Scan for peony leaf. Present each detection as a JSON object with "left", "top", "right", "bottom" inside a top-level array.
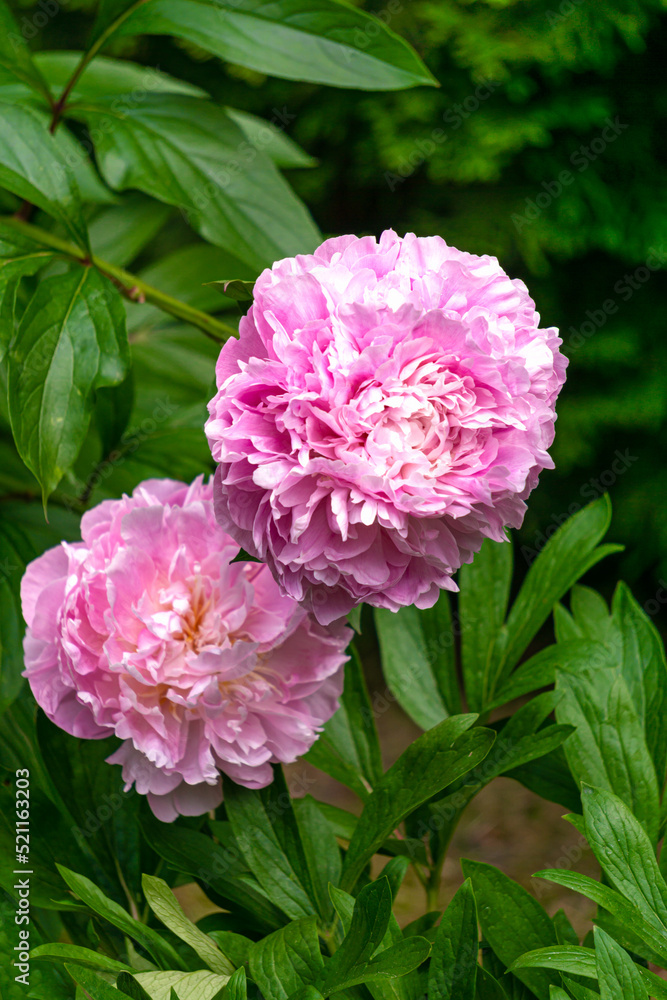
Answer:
[
  {"left": 248, "top": 916, "right": 324, "bottom": 1000},
  {"left": 0, "top": 103, "right": 89, "bottom": 251},
  {"left": 102, "top": 0, "right": 437, "bottom": 91},
  {"left": 318, "top": 878, "right": 392, "bottom": 995},
  {"left": 427, "top": 879, "right": 477, "bottom": 1000},
  {"left": 594, "top": 927, "right": 649, "bottom": 1000},
  {"left": 132, "top": 970, "right": 231, "bottom": 1000},
  {"left": 341, "top": 716, "right": 494, "bottom": 891},
  {"left": 68, "top": 96, "right": 320, "bottom": 273},
  {"left": 8, "top": 267, "right": 129, "bottom": 505},
  {"left": 461, "top": 859, "right": 558, "bottom": 1000},
  {"left": 142, "top": 875, "right": 234, "bottom": 975}
]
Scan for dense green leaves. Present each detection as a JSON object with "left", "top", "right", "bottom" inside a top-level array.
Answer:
[
  {"left": 69, "top": 96, "right": 320, "bottom": 272},
  {"left": 8, "top": 266, "right": 129, "bottom": 502},
  {"left": 142, "top": 875, "right": 234, "bottom": 975},
  {"left": 248, "top": 917, "right": 324, "bottom": 1000},
  {"left": 110, "top": 0, "right": 437, "bottom": 90},
  {"left": 595, "top": 927, "right": 649, "bottom": 1000},
  {"left": 341, "top": 715, "right": 495, "bottom": 890}
]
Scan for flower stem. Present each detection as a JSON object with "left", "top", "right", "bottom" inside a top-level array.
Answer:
[{"left": 2, "top": 216, "right": 238, "bottom": 343}]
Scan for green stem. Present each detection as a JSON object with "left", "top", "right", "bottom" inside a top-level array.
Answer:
[
  {"left": 2, "top": 216, "right": 238, "bottom": 343},
  {"left": 49, "top": 0, "right": 154, "bottom": 132}
]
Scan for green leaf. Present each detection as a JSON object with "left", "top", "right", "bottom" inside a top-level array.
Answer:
[
  {"left": 65, "top": 966, "right": 120, "bottom": 1000},
  {"left": 142, "top": 874, "right": 234, "bottom": 975},
  {"left": 459, "top": 537, "right": 513, "bottom": 712},
  {"left": 89, "top": 195, "right": 172, "bottom": 268},
  {"left": 461, "top": 859, "right": 558, "bottom": 1000},
  {"left": 205, "top": 931, "right": 253, "bottom": 970},
  {"left": 8, "top": 267, "right": 129, "bottom": 504},
  {"left": 428, "top": 879, "right": 478, "bottom": 1000},
  {"left": 341, "top": 716, "right": 494, "bottom": 891},
  {"left": 509, "top": 946, "right": 667, "bottom": 999},
  {"left": 0, "top": 221, "right": 55, "bottom": 362},
  {"left": 133, "top": 971, "right": 232, "bottom": 1000},
  {"left": 222, "top": 773, "right": 315, "bottom": 921},
  {"left": 348, "top": 938, "right": 432, "bottom": 988},
  {"left": 36, "top": 50, "right": 207, "bottom": 100},
  {"left": 534, "top": 869, "right": 667, "bottom": 964},
  {"left": 220, "top": 967, "right": 247, "bottom": 1000},
  {"left": 0, "top": 0, "right": 51, "bottom": 99},
  {"left": 581, "top": 784, "right": 667, "bottom": 928},
  {"left": 56, "top": 866, "right": 185, "bottom": 969},
  {"left": 30, "top": 944, "right": 133, "bottom": 974},
  {"left": 69, "top": 95, "right": 320, "bottom": 272},
  {"left": 375, "top": 605, "right": 449, "bottom": 730},
  {"left": 205, "top": 278, "right": 255, "bottom": 302},
  {"left": 318, "top": 877, "right": 392, "bottom": 993},
  {"left": 248, "top": 916, "right": 324, "bottom": 1000},
  {"left": 340, "top": 645, "right": 384, "bottom": 787},
  {"left": 594, "top": 927, "right": 648, "bottom": 1000},
  {"left": 116, "top": 972, "right": 154, "bottom": 999},
  {"left": 111, "top": 0, "right": 437, "bottom": 90},
  {"left": 555, "top": 648, "right": 660, "bottom": 842},
  {"left": 304, "top": 696, "right": 375, "bottom": 800},
  {"left": 140, "top": 814, "right": 284, "bottom": 932},
  {"left": 292, "top": 795, "right": 342, "bottom": 922},
  {"left": 0, "top": 103, "right": 89, "bottom": 250},
  {"left": 419, "top": 590, "right": 462, "bottom": 714},
  {"left": 225, "top": 109, "right": 316, "bottom": 169},
  {"left": 611, "top": 582, "right": 667, "bottom": 786},
  {"left": 475, "top": 966, "right": 508, "bottom": 999},
  {"left": 493, "top": 496, "right": 621, "bottom": 694}
]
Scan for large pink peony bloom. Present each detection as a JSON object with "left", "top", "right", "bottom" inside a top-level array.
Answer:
[
  {"left": 206, "top": 230, "right": 567, "bottom": 625},
  {"left": 21, "top": 477, "right": 349, "bottom": 821}
]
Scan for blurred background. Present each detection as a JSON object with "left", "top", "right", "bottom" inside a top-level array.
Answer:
[{"left": 12, "top": 0, "right": 667, "bottom": 923}]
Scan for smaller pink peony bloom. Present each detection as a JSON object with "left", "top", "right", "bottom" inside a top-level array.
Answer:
[
  {"left": 206, "top": 230, "right": 567, "bottom": 624},
  {"left": 21, "top": 477, "right": 350, "bottom": 821}
]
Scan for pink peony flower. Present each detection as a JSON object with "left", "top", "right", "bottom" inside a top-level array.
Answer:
[
  {"left": 21, "top": 477, "right": 350, "bottom": 821},
  {"left": 206, "top": 230, "right": 567, "bottom": 625}
]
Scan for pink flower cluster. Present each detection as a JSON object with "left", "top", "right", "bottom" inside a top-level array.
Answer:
[
  {"left": 21, "top": 478, "right": 349, "bottom": 821},
  {"left": 206, "top": 230, "right": 567, "bottom": 623}
]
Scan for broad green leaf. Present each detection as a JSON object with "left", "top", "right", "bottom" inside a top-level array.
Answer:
[
  {"left": 569, "top": 585, "right": 612, "bottom": 637},
  {"left": 69, "top": 95, "right": 320, "bottom": 272},
  {"left": 304, "top": 699, "right": 374, "bottom": 800},
  {"left": 249, "top": 916, "right": 324, "bottom": 1000},
  {"left": 0, "top": 0, "right": 51, "bottom": 99},
  {"left": 549, "top": 989, "right": 570, "bottom": 1000},
  {"left": 581, "top": 785, "right": 667, "bottom": 928},
  {"left": 0, "top": 221, "right": 55, "bottom": 361},
  {"left": 142, "top": 875, "right": 234, "bottom": 975},
  {"left": 556, "top": 655, "right": 660, "bottom": 842},
  {"left": 65, "top": 966, "right": 120, "bottom": 1000},
  {"left": 205, "top": 931, "right": 253, "bottom": 970},
  {"left": 509, "top": 946, "right": 667, "bottom": 999},
  {"left": 8, "top": 267, "right": 129, "bottom": 503},
  {"left": 428, "top": 879, "right": 478, "bottom": 1000},
  {"left": 534, "top": 868, "right": 667, "bottom": 964},
  {"left": 506, "top": 744, "right": 581, "bottom": 813},
  {"left": 141, "top": 815, "right": 283, "bottom": 932},
  {"left": 341, "top": 716, "right": 494, "bottom": 891},
  {"left": 36, "top": 50, "right": 207, "bottom": 99},
  {"left": 459, "top": 537, "right": 513, "bottom": 712},
  {"left": 89, "top": 195, "right": 171, "bottom": 268},
  {"left": 225, "top": 108, "right": 316, "bottom": 168},
  {"left": 205, "top": 278, "right": 255, "bottom": 302},
  {"left": 318, "top": 878, "right": 392, "bottom": 993},
  {"left": 221, "top": 967, "right": 247, "bottom": 1000},
  {"left": 133, "top": 970, "right": 231, "bottom": 1000},
  {"left": 340, "top": 645, "right": 383, "bottom": 786},
  {"left": 475, "top": 966, "right": 508, "bottom": 999},
  {"left": 461, "top": 859, "right": 558, "bottom": 1000},
  {"left": 339, "top": 938, "right": 431, "bottom": 991},
  {"left": 292, "top": 795, "right": 342, "bottom": 922},
  {"left": 0, "top": 103, "right": 89, "bottom": 250},
  {"left": 494, "top": 496, "right": 621, "bottom": 691},
  {"left": 30, "top": 944, "right": 133, "bottom": 973},
  {"left": 375, "top": 605, "right": 449, "bottom": 730},
  {"left": 111, "top": 0, "right": 437, "bottom": 90},
  {"left": 552, "top": 910, "right": 578, "bottom": 947},
  {"left": 222, "top": 773, "right": 315, "bottom": 921},
  {"left": 611, "top": 582, "right": 667, "bottom": 786},
  {"left": 594, "top": 927, "right": 648, "bottom": 1000},
  {"left": 116, "top": 972, "right": 153, "bottom": 999},
  {"left": 419, "top": 590, "right": 462, "bottom": 714},
  {"left": 56, "top": 866, "right": 185, "bottom": 969},
  {"left": 488, "top": 641, "right": 603, "bottom": 712}
]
